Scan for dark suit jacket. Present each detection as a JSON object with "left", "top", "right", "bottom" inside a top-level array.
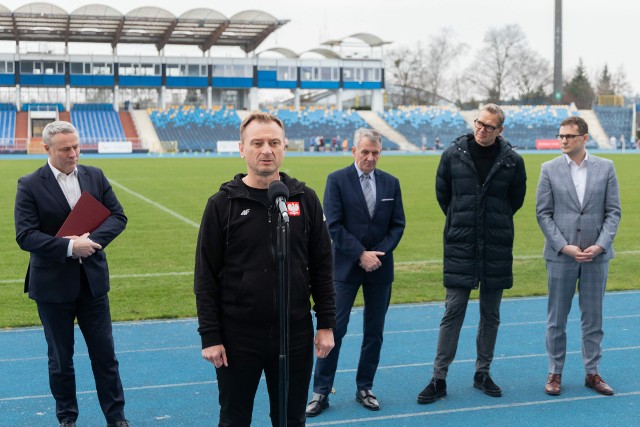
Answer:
[
  {"left": 14, "top": 163, "right": 127, "bottom": 303},
  {"left": 323, "top": 164, "right": 405, "bottom": 284}
]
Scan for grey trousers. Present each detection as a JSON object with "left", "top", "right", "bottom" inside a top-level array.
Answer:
[
  {"left": 433, "top": 287, "right": 503, "bottom": 380},
  {"left": 546, "top": 260, "right": 608, "bottom": 375}
]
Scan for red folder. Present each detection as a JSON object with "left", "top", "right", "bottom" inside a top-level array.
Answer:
[{"left": 56, "top": 191, "right": 111, "bottom": 237}]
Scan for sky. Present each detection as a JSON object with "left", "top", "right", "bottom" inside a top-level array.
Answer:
[{"left": 1, "top": 0, "right": 639, "bottom": 96}]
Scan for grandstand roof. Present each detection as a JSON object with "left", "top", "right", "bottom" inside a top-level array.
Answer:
[
  {"left": 321, "top": 33, "right": 391, "bottom": 48},
  {"left": 0, "top": 2, "right": 289, "bottom": 53}
]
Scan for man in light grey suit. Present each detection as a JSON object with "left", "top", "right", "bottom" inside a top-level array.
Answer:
[{"left": 536, "top": 116, "right": 621, "bottom": 397}]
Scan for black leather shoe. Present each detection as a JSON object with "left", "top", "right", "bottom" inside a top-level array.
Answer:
[
  {"left": 305, "top": 393, "right": 329, "bottom": 417},
  {"left": 60, "top": 422, "right": 76, "bottom": 427},
  {"left": 107, "top": 420, "right": 131, "bottom": 427},
  {"left": 417, "top": 378, "right": 447, "bottom": 404},
  {"left": 355, "top": 389, "right": 380, "bottom": 411},
  {"left": 473, "top": 372, "right": 502, "bottom": 397}
]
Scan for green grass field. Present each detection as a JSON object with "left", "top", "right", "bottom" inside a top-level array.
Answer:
[{"left": 2, "top": 153, "right": 639, "bottom": 328}]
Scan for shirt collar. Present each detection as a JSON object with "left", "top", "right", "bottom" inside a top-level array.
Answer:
[
  {"left": 564, "top": 150, "right": 589, "bottom": 167},
  {"left": 48, "top": 159, "right": 77, "bottom": 179},
  {"left": 354, "top": 162, "right": 374, "bottom": 178}
]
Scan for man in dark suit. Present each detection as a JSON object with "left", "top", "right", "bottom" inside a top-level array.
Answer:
[
  {"left": 536, "top": 116, "right": 621, "bottom": 396},
  {"left": 306, "top": 128, "right": 405, "bottom": 416},
  {"left": 14, "top": 121, "right": 129, "bottom": 427}
]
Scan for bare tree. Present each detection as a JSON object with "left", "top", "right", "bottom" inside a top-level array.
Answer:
[
  {"left": 385, "top": 43, "right": 426, "bottom": 106},
  {"left": 611, "top": 65, "right": 632, "bottom": 96},
  {"left": 385, "top": 28, "right": 465, "bottom": 107},
  {"left": 465, "top": 24, "right": 539, "bottom": 103},
  {"left": 423, "top": 28, "right": 467, "bottom": 104},
  {"left": 513, "top": 49, "right": 552, "bottom": 103}
]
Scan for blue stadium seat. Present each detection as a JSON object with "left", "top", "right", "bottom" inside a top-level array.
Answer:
[
  {"left": 149, "top": 106, "right": 241, "bottom": 152},
  {"left": 594, "top": 106, "right": 634, "bottom": 149},
  {"left": 0, "top": 103, "right": 16, "bottom": 146},
  {"left": 380, "top": 106, "right": 469, "bottom": 149},
  {"left": 71, "top": 104, "right": 126, "bottom": 144},
  {"left": 501, "top": 105, "right": 579, "bottom": 149},
  {"left": 268, "top": 106, "right": 399, "bottom": 150}
]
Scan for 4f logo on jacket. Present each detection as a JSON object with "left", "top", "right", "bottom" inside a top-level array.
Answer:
[
  {"left": 287, "top": 202, "right": 301, "bottom": 216},
  {"left": 240, "top": 209, "right": 250, "bottom": 216}
]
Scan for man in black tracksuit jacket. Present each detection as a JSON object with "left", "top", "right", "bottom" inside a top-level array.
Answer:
[{"left": 195, "top": 112, "right": 336, "bottom": 427}]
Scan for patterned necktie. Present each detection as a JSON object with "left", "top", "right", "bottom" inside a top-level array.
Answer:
[{"left": 361, "top": 173, "right": 375, "bottom": 217}]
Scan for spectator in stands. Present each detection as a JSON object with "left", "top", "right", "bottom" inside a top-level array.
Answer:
[
  {"left": 536, "top": 116, "right": 621, "bottom": 397},
  {"left": 195, "top": 112, "right": 335, "bottom": 426},
  {"left": 417, "top": 104, "right": 527, "bottom": 405},
  {"left": 435, "top": 136, "right": 442, "bottom": 150},
  {"left": 609, "top": 135, "right": 617, "bottom": 149},
  {"left": 331, "top": 136, "right": 338, "bottom": 152},
  {"left": 310, "top": 137, "right": 316, "bottom": 152},
  {"left": 14, "top": 121, "right": 130, "bottom": 427},
  {"left": 619, "top": 134, "right": 626, "bottom": 149},
  {"left": 342, "top": 138, "right": 349, "bottom": 152},
  {"left": 306, "top": 128, "right": 405, "bottom": 417}
]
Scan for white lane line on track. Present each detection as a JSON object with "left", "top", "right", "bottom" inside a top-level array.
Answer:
[
  {"left": 306, "top": 391, "right": 640, "bottom": 426},
  {"left": 109, "top": 178, "right": 200, "bottom": 228}
]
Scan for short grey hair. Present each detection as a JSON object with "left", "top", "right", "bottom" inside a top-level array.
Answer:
[
  {"left": 353, "top": 128, "right": 382, "bottom": 148},
  {"left": 43, "top": 121, "right": 78, "bottom": 146},
  {"left": 479, "top": 103, "right": 505, "bottom": 127}
]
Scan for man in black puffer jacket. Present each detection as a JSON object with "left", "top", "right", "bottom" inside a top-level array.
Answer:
[{"left": 418, "top": 103, "right": 527, "bottom": 404}]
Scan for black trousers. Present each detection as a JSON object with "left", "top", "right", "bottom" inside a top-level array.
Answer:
[
  {"left": 36, "top": 268, "right": 125, "bottom": 424},
  {"left": 216, "top": 322, "right": 314, "bottom": 427}
]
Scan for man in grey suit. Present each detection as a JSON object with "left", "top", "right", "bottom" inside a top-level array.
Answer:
[{"left": 536, "top": 116, "right": 621, "bottom": 396}]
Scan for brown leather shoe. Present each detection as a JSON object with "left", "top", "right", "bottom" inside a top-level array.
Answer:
[
  {"left": 545, "top": 373, "right": 562, "bottom": 395},
  {"left": 585, "top": 373, "right": 614, "bottom": 395}
]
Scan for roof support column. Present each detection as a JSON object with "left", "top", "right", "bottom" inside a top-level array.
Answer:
[
  {"left": 371, "top": 89, "right": 384, "bottom": 113},
  {"left": 294, "top": 88, "right": 300, "bottom": 111},
  {"left": 113, "top": 85, "right": 119, "bottom": 111},
  {"left": 336, "top": 88, "right": 343, "bottom": 111},
  {"left": 159, "top": 86, "right": 166, "bottom": 109},
  {"left": 65, "top": 85, "right": 70, "bottom": 112},
  {"left": 248, "top": 87, "right": 259, "bottom": 111},
  {"left": 207, "top": 86, "right": 212, "bottom": 109}
]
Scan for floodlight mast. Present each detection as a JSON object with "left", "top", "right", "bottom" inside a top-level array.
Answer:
[{"left": 553, "top": 0, "right": 563, "bottom": 103}]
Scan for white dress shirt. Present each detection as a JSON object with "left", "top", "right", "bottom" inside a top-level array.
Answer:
[
  {"left": 48, "top": 160, "right": 81, "bottom": 257},
  {"left": 565, "top": 151, "right": 589, "bottom": 207}
]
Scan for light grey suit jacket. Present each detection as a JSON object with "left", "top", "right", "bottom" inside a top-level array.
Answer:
[{"left": 536, "top": 154, "right": 621, "bottom": 262}]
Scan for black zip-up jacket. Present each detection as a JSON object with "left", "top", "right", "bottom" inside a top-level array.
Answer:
[
  {"left": 194, "top": 172, "right": 335, "bottom": 349},
  {"left": 436, "top": 134, "right": 527, "bottom": 290}
]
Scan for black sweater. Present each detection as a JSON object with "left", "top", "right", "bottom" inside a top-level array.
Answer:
[{"left": 194, "top": 172, "right": 336, "bottom": 348}]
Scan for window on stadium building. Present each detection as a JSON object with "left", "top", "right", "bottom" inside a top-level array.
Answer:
[
  {"left": 119, "top": 63, "right": 160, "bottom": 76},
  {"left": 167, "top": 64, "right": 206, "bottom": 77},
  {"left": 300, "top": 66, "right": 338, "bottom": 81},
  {"left": 0, "top": 61, "right": 14, "bottom": 74},
  {"left": 70, "top": 62, "right": 113, "bottom": 75},
  {"left": 21, "top": 60, "right": 65, "bottom": 75},
  {"left": 213, "top": 64, "right": 252, "bottom": 78},
  {"left": 277, "top": 66, "right": 296, "bottom": 81}
]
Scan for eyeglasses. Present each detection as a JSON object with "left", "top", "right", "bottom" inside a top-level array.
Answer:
[
  {"left": 474, "top": 119, "right": 499, "bottom": 133},
  {"left": 556, "top": 134, "right": 585, "bottom": 141}
]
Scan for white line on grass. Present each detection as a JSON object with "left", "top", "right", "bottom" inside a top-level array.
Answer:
[
  {"left": 109, "top": 179, "right": 200, "bottom": 228},
  {"left": 3, "top": 249, "right": 640, "bottom": 285},
  {"left": 6, "top": 245, "right": 640, "bottom": 285},
  {"left": 305, "top": 391, "right": 640, "bottom": 426}
]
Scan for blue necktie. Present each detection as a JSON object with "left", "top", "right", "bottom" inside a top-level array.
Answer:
[{"left": 361, "top": 173, "right": 375, "bottom": 217}]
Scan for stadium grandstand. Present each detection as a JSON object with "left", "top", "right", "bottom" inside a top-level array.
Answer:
[{"left": 0, "top": 2, "right": 635, "bottom": 154}]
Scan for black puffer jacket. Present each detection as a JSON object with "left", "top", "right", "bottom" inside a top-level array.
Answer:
[
  {"left": 194, "top": 172, "right": 335, "bottom": 348},
  {"left": 435, "top": 134, "right": 527, "bottom": 290}
]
